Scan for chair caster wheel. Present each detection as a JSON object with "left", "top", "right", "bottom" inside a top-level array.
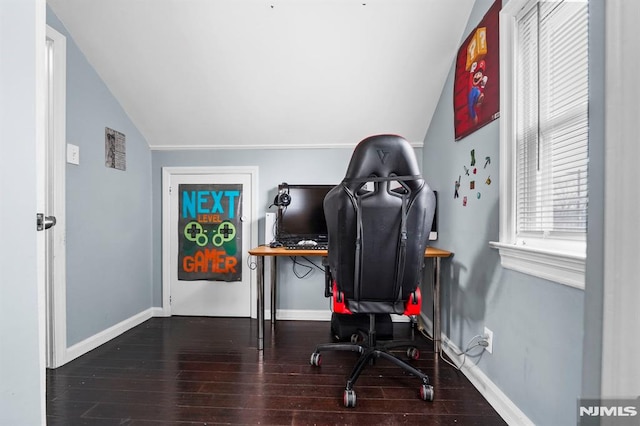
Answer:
[
  {"left": 350, "top": 332, "right": 365, "bottom": 343},
  {"left": 343, "top": 389, "right": 357, "bottom": 408},
  {"left": 407, "top": 347, "right": 420, "bottom": 360},
  {"left": 310, "top": 352, "right": 321, "bottom": 367},
  {"left": 420, "top": 384, "right": 434, "bottom": 401}
]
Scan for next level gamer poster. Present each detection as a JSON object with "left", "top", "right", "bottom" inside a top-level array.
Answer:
[{"left": 178, "top": 184, "right": 242, "bottom": 281}]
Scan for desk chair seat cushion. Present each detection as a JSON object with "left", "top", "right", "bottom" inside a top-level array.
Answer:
[{"left": 331, "top": 281, "right": 422, "bottom": 316}]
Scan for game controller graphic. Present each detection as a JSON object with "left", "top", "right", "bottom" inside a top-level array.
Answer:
[{"left": 183, "top": 220, "right": 237, "bottom": 247}]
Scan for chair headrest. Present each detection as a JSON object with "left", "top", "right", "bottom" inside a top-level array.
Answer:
[{"left": 343, "top": 134, "right": 423, "bottom": 190}]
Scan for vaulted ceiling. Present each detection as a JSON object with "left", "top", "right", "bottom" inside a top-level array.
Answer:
[{"left": 47, "top": 0, "right": 474, "bottom": 149}]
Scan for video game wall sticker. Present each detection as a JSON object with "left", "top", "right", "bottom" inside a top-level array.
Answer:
[
  {"left": 454, "top": 149, "right": 493, "bottom": 207},
  {"left": 178, "top": 184, "right": 243, "bottom": 281}
]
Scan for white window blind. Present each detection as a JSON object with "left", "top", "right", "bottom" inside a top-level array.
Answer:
[{"left": 515, "top": 0, "right": 589, "bottom": 241}]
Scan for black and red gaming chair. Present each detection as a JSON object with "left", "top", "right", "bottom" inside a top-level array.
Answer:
[{"left": 309, "top": 134, "right": 436, "bottom": 408}]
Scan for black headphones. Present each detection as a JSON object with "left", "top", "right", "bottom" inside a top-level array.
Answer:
[{"left": 273, "top": 182, "right": 291, "bottom": 207}]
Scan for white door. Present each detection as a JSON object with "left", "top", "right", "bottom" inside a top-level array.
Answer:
[
  {"left": 163, "top": 167, "right": 257, "bottom": 317},
  {"left": 43, "top": 26, "right": 67, "bottom": 368}
]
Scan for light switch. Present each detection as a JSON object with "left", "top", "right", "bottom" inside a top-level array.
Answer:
[{"left": 67, "top": 144, "right": 80, "bottom": 165}]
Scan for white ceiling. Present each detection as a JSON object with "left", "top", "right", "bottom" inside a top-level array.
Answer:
[{"left": 47, "top": 0, "right": 474, "bottom": 150}]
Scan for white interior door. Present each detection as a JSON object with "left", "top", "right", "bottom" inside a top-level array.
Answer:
[
  {"left": 163, "top": 167, "right": 257, "bottom": 317},
  {"left": 44, "top": 26, "right": 67, "bottom": 368}
]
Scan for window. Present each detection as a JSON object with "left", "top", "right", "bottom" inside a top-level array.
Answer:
[{"left": 491, "top": 0, "right": 589, "bottom": 289}]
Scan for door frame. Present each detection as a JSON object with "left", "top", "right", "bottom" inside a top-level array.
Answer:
[
  {"left": 161, "top": 166, "right": 259, "bottom": 318},
  {"left": 45, "top": 25, "right": 67, "bottom": 369}
]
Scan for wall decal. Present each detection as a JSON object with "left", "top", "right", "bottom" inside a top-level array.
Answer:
[{"left": 454, "top": 148, "right": 494, "bottom": 207}]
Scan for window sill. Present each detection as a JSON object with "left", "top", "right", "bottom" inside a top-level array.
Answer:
[{"left": 489, "top": 241, "right": 585, "bottom": 290}]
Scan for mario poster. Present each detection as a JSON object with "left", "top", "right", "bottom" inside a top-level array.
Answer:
[{"left": 454, "top": 0, "right": 500, "bottom": 141}]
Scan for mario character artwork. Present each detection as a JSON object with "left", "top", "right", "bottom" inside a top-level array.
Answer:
[
  {"left": 453, "top": 0, "right": 500, "bottom": 141},
  {"left": 468, "top": 60, "right": 488, "bottom": 125}
]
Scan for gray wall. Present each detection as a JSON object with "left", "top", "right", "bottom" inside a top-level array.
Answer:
[
  {"left": 48, "top": 8, "right": 154, "bottom": 346},
  {"left": 0, "top": 1, "right": 45, "bottom": 424},
  {"left": 421, "top": 0, "right": 595, "bottom": 424},
  {"left": 151, "top": 148, "right": 423, "bottom": 310}
]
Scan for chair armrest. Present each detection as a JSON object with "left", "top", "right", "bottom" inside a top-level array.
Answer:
[
  {"left": 403, "top": 287, "right": 422, "bottom": 316},
  {"left": 323, "top": 258, "right": 332, "bottom": 298}
]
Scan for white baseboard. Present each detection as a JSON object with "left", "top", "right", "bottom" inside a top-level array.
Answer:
[
  {"left": 64, "top": 307, "right": 159, "bottom": 365},
  {"left": 275, "top": 309, "right": 332, "bottom": 321},
  {"left": 438, "top": 328, "right": 534, "bottom": 426}
]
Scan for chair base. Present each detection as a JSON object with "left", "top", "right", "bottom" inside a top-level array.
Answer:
[
  {"left": 331, "top": 312, "right": 394, "bottom": 341},
  {"left": 310, "top": 314, "right": 434, "bottom": 408}
]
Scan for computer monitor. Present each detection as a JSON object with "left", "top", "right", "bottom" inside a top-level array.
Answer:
[{"left": 276, "top": 184, "right": 334, "bottom": 243}]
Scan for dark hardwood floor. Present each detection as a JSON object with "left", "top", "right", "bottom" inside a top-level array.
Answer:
[{"left": 47, "top": 317, "right": 506, "bottom": 425}]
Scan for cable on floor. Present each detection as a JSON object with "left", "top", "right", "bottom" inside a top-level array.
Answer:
[{"left": 439, "top": 334, "right": 487, "bottom": 370}]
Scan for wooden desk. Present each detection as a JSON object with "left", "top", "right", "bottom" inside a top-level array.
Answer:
[{"left": 248, "top": 245, "right": 452, "bottom": 352}]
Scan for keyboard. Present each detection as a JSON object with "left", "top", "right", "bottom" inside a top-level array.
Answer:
[{"left": 285, "top": 244, "right": 328, "bottom": 250}]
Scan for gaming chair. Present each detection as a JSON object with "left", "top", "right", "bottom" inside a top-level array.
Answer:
[{"left": 309, "top": 134, "right": 436, "bottom": 408}]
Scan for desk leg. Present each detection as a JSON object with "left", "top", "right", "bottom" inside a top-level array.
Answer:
[
  {"left": 256, "top": 256, "right": 264, "bottom": 351},
  {"left": 433, "top": 257, "right": 441, "bottom": 354},
  {"left": 270, "top": 256, "right": 277, "bottom": 327}
]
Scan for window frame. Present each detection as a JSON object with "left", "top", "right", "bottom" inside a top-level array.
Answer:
[{"left": 490, "top": 0, "right": 587, "bottom": 290}]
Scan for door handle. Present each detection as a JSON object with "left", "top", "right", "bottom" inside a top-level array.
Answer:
[{"left": 37, "top": 213, "right": 57, "bottom": 231}]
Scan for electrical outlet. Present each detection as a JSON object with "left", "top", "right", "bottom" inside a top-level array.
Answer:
[{"left": 483, "top": 327, "right": 494, "bottom": 354}]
